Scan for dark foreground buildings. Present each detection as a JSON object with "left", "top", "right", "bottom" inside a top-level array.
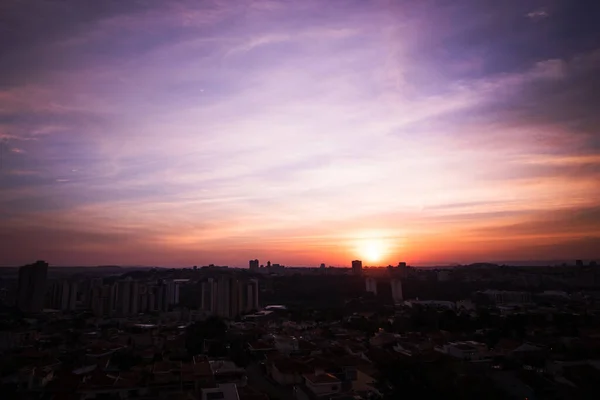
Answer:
[{"left": 16, "top": 260, "right": 48, "bottom": 313}]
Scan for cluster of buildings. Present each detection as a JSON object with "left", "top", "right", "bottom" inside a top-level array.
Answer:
[
  {"left": 14, "top": 261, "right": 185, "bottom": 317},
  {"left": 248, "top": 260, "right": 285, "bottom": 275},
  {"left": 88, "top": 278, "right": 183, "bottom": 317},
  {"left": 200, "top": 276, "right": 260, "bottom": 319},
  {"left": 362, "top": 261, "right": 409, "bottom": 305},
  {"left": 12, "top": 261, "right": 259, "bottom": 321},
  {"left": 3, "top": 259, "right": 600, "bottom": 399}
]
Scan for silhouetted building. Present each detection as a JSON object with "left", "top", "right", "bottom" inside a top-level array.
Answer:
[
  {"left": 398, "top": 262, "right": 408, "bottom": 278},
  {"left": 201, "top": 278, "right": 217, "bottom": 314},
  {"left": 202, "top": 275, "right": 260, "bottom": 318},
  {"left": 115, "top": 279, "right": 142, "bottom": 316},
  {"left": 216, "top": 276, "right": 236, "bottom": 318},
  {"left": 246, "top": 279, "right": 260, "bottom": 312},
  {"left": 91, "top": 283, "right": 117, "bottom": 317},
  {"left": 366, "top": 277, "right": 377, "bottom": 295},
  {"left": 249, "top": 259, "right": 259, "bottom": 272},
  {"left": 352, "top": 260, "right": 363, "bottom": 275},
  {"left": 17, "top": 261, "right": 48, "bottom": 313},
  {"left": 268, "top": 263, "right": 285, "bottom": 274},
  {"left": 155, "top": 279, "right": 178, "bottom": 312},
  {"left": 391, "top": 279, "right": 403, "bottom": 304},
  {"left": 48, "top": 280, "right": 78, "bottom": 311}
]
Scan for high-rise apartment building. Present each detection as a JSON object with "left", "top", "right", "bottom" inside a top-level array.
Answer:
[
  {"left": 365, "top": 277, "right": 378, "bottom": 295},
  {"left": 216, "top": 276, "right": 234, "bottom": 318},
  {"left": 249, "top": 259, "right": 259, "bottom": 272},
  {"left": 153, "top": 279, "right": 178, "bottom": 312},
  {"left": 201, "top": 275, "right": 260, "bottom": 318},
  {"left": 116, "top": 280, "right": 131, "bottom": 316},
  {"left": 201, "top": 278, "right": 217, "bottom": 314},
  {"left": 48, "top": 280, "right": 78, "bottom": 311},
  {"left": 17, "top": 260, "right": 48, "bottom": 313},
  {"left": 246, "top": 279, "right": 259, "bottom": 312},
  {"left": 90, "top": 283, "right": 118, "bottom": 317},
  {"left": 397, "top": 262, "right": 408, "bottom": 278},
  {"left": 110, "top": 279, "right": 141, "bottom": 316},
  {"left": 391, "top": 279, "right": 403, "bottom": 304},
  {"left": 352, "top": 260, "right": 363, "bottom": 275}
]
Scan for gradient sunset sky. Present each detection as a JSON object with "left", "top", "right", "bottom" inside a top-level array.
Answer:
[{"left": 1, "top": 0, "right": 599, "bottom": 267}]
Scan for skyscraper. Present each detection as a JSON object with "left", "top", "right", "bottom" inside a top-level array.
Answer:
[
  {"left": 245, "top": 279, "right": 260, "bottom": 312},
  {"left": 397, "top": 262, "right": 408, "bottom": 278},
  {"left": 365, "top": 277, "right": 377, "bottom": 295},
  {"left": 216, "top": 275, "right": 234, "bottom": 318},
  {"left": 202, "top": 275, "right": 260, "bottom": 318},
  {"left": 90, "top": 283, "right": 118, "bottom": 317},
  {"left": 391, "top": 279, "right": 403, "bottom": 304},
  {"left": 249, "top": 259, "right": 259, "bottom": 271},
  {"left": 352, "top": 260, "right": 363, "bottom": 275},
  {"left": 201, "top": 278, "right": 217, "bottom": 314},
  {"left": 17, "top": 260, "right": 48, "bottom": 313},
  {"left": 49, "top": 280, "right": 78, "bottom": 311},
  {"left": 116, "top": 280, "right": 132, "bottom": 316}
]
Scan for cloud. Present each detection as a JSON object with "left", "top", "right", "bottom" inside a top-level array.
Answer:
[
  {"left": 466, "top": 205, "right": 600, "bottom": 240},
  {"left": 1, "top": 0, "right": 600, "bottom": 266},
  {"left": 527, "top": 9, "right": 550, "bottom": 21},
  {"left": 531, "top": 59, "right": 567, "bottom": 80}
]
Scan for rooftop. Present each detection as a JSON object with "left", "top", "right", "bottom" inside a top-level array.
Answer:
[{"left": 304, "top": 373, "right": 341, "bottom": 384}]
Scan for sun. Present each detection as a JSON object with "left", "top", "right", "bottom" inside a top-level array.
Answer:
[{"left": 358, "top": 239, "right": 387, "bottom": 264}]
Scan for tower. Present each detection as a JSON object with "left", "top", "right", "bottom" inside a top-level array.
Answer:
[
  {"left": 49, "top": 280, "right": 77, "bottom": 311},
  {"left": 365, "top": 277, "right": 377, "bottom": 295},
  {"left": 249, "top": 259, "right": 259, "bottom": 271},
  {"left": 352, "top": 260, "right": 363, "bottom": 275},
  {"left": 391, "top": 279, "right": 403, "bottom": 304},
  {"left": 17, "top": 261, "right": 48, "bottom": 313}
]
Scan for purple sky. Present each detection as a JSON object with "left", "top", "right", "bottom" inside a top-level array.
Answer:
[{"left": 1, "top": 0, "right": 599, "bottom": 267}]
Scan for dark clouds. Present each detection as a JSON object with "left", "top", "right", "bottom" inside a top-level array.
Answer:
[
  {"left": 515, "top": 52, "right": 600, "bottom": 140},
  {"left": 394, "top": 0, "right": 600, "bottom": 92},
  {"left": 470, "top": 205, "right": 600, "bottom": 238}
]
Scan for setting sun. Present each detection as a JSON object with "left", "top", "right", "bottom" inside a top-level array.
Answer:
[{"left": 358, "top": 239, "right": 388, "bottom": 264}]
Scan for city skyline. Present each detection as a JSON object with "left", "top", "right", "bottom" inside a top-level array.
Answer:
[{"left": 1, "top": 0, "right": 600, "bottom": 267}]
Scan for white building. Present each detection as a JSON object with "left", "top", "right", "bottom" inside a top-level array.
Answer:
[{"left": 365, "top": 278, "right": 377, "bottom": 295}]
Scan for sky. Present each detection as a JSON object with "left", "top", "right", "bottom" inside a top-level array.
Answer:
[{"left": 1, "top": 0, "right": 600, "bottom": 267}]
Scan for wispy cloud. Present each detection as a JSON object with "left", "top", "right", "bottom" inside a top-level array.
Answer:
[{"left": 527, "top": 9, "right": 550, "bottom": 21}]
